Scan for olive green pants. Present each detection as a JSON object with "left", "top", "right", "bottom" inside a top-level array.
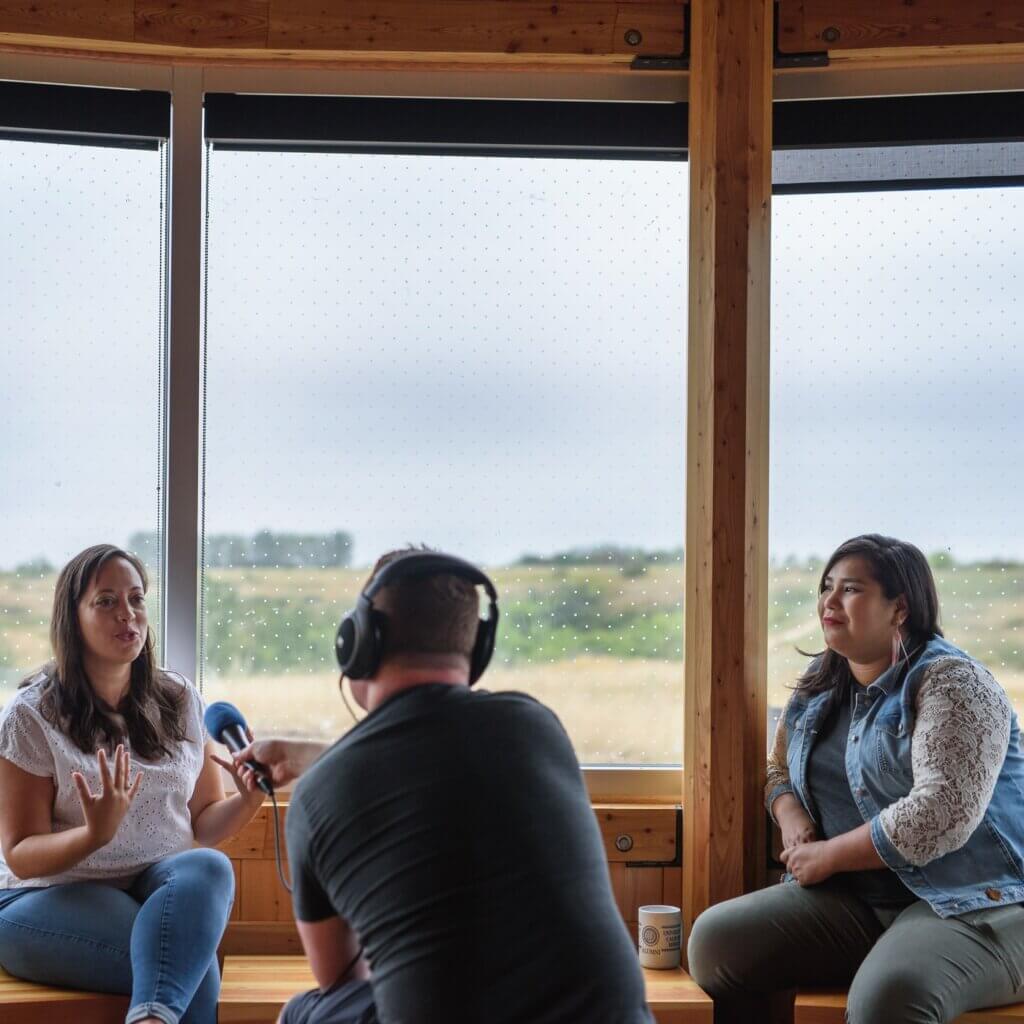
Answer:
[{"left": 687, "top": 880, "right": 1024, "bottom": 1024}]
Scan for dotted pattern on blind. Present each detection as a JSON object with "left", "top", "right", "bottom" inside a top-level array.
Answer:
[
  {"left": 768, "top": 186, "right": 1024, "bottom": 730},
  {"left": 200, "top": 151, "right": 687, "bottom": 765},
  {"left": 774, "top": 142, "right": 1024, "bottom": 188},
  {"left": 0, "top": 141, "right": 167, "bottom": 698}
]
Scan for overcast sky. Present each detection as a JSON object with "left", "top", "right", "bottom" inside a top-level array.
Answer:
[{"left": 1, "top": 141, "right": 1021, "bottom": 571}]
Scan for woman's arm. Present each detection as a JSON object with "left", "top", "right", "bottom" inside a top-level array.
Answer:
[
  {"left": 0, "top": 747, "right": 140, "bottom": 879},
  {"left": 189, "top": 740, "right": 265, "bottom": 847},
  {"left": 766, "top": 692, "right": 818, "bottom": 850},
  {"left": 873, "top": 657, "right": 1010, "bottom": 868},
  {"left": 784, "top": 657, "right": 1011, "bottom": 885}
]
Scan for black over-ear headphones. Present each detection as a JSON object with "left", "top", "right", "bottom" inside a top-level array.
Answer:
[{"left": 335, "top": 551, "right": 499, "bottom": 685}]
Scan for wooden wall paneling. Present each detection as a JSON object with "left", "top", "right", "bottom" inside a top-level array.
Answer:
[
  {"left": 221, "top": 921, "right": 303, "bottom": 956},
  {"left": 0, "top": 0, "right": 133, "bottom": 40},
  {"left": 621, "top": 866, "right": 666, "bottom": 941},
  {"left": 778, "top": 0, "right": 1024, "bottom": 54},
  {"left": 135, "top": 0, "right": 269, "bottom": 47},
  {"left": 230, "top": 859, "right": 242, "bottom": 921},
  {"left": 239, "top": 859, "right": 295, "bottom": 922},
  {"left": 683, "top": 0, "right": 772, "bottom": 949},
  {"left": 219, "top": 808, "right": 268, "bottom": 859},
  {"left": 662, "top": 865, "right": 682, "bottom": 909},
  {"left": 596, "top": 804, "right": 678, "bottom": 863},
  {"left": 263, "top": 801, "right": 289, "bottom": 861}
]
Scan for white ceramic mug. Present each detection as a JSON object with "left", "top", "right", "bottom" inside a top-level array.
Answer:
[{"left": 638, "top": 904, "right": 682, "bottom": 969}]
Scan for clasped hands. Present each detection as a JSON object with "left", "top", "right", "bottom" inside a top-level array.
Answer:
[{"left": 776, "top": 796, "right": 836, "bottom": 886}]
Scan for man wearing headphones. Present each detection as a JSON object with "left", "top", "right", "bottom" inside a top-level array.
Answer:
[{"left": 235, "top": 547, "right": 654, "bottom": 1024}]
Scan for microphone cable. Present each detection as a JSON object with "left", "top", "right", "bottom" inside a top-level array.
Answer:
[{"left": 268, "top": 786, "right": 292, "bottom": 893}]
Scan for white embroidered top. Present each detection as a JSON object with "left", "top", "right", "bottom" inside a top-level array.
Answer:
[
  {"left": 767, "top": 655, "right": 1012, "bottom": 867},
  {"left": 0, "top": 672, "right": 208, "bottom": 890}
]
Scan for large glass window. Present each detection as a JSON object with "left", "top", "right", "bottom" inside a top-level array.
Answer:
[
  {"left": 0, "top": 131, "right": 168, "bottom": 705},
  {"left": 200, "top": 138, "right": 688, "bottom": 763},
  {"left": 770, "top": 183, "right": 1024, "bottom": 727}
]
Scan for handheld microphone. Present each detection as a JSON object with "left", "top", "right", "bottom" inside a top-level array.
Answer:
[{"left": 204, "top": 701, "right": 273, "bottom": 796}]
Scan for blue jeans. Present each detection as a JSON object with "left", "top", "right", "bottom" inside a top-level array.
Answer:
[{"left": 0, "top": 848, "right": 235, "bottom": 1024}]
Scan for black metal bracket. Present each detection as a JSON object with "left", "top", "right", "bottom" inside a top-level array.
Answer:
[
  {"left": 773, "top": 1, "right": 829, "bottom": 68},
  {"left": 629, "top": 1, "right": 690, "bottom": 71},
  {"left": 631, "top": 3, "right": 827, "bottom": 72},
  {"left": 624, "top": 806, "right": 683, "bottom": 869}
]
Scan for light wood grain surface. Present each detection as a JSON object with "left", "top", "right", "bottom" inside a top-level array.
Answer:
[
  {"left": 682, "top": 0, "right": 772, "bottom": 948},
  {"left": 795, "top": 990, "right": 1024, "bottom": 1023}
]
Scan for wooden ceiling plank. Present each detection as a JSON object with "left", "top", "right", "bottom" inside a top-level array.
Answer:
[
  {"left": 267, "top": 0, "right": 619, "bottom": 56},
  {"left": 779, "top": 0, "right": 1024, "bottom": 54},
  {"left": 135, "top": 0, "right": 269, "bottom": 47},
  {"left": 0, "top": 0, "right": 133, "bottom": 41}
]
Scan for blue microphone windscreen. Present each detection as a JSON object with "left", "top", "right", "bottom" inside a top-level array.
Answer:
[{"left": 204, "top": 701, "right": 248, "bottom": 743}]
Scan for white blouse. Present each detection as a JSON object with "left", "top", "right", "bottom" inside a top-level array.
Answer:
[{"left": 0, "top": 672, "right": 208, "bottom": 890}]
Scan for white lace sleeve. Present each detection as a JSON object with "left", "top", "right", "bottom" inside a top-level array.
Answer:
[{"left": 877, "top": 657, "right": 1010, "bottom": 867}]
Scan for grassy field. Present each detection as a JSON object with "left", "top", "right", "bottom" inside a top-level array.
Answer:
[{"left": 3, "top": 559, "right": 1022, "bottom": 764}]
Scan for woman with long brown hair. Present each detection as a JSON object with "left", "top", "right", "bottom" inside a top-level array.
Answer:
[{"left": 0, "top": 544, "right": 264, "bottom": 1024}]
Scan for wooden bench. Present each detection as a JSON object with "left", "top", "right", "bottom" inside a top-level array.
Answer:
[
  {"left": 0, "top": 964, "right": 128, "bottom": 1024},
  {"left": 1, "top": 955, "right": 711, "bottom": 1023},
  {"left": 795, "top": 990, "right": 1024, "bottom": 1023},
  {"left": 219, "top": 955, "right": 713, "bottom": 1024}
]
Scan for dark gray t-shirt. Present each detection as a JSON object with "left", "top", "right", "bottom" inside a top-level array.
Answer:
[{"left": 286, "top": 684, "right": 654, "bottom": 1024}]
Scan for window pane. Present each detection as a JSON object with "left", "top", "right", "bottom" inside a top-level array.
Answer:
[
  {"left": 770, "top": 187, "right": 1024, "bottom": 729},
  {"left": 202, "top": 149, "right": 687, "bottom": 764},
  {"left": 0, "top": 140, "right": 167, "bottom": 704}
]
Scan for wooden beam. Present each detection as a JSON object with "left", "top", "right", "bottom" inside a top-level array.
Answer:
[
  {"left": 682, "top": 0, "right": 771, "bottom": 946},
  {"left": 0, "top": 0, "right": 685, "bottom": 55},
  {"left": 779, "top": 0, "right": 1024, "bottom": 54}
]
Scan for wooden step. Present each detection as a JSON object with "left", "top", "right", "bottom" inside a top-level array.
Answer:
[
  {"left": 0, "top": 965, "right": 128, "bottom": 1024},
  {"left": 219, "top": 956, "right": 713, "bottom": 1024},
  {"left": 796, "top": 990, "right": 1024, "bottom": 1023}
]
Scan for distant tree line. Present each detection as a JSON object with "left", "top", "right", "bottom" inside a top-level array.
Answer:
[
  {"left": 127, "top": 530, "right": 353, "bottom": 569},
  {"left": 517, "top": 544, "right": 684, "bottom": 572}
]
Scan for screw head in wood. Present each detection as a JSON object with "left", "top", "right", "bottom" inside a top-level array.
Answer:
[
  {"left": 624, "top": 29, "right": 643, "bottom": 47},
  {"left": 822, "top": 26, "right": 841, "bottom": 44},
  {"left": 615, "top": 834, "right": 634, "bottom": 852}
]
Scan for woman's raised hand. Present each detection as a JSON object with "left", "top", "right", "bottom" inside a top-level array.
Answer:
[{"left": 72, "top": 745, "right": 143, "bottom": 848}]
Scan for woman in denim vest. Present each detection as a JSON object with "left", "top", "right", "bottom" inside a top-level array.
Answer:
[{"left": 688, "top": 534, "right": 1024, "bottom": 1024}]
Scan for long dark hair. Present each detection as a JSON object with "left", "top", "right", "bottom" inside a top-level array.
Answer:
[
  {"left": 796, "top": 534, "right": 943, "bottom": 696},
  {"left": 21, "top": 544, "right": 188, "bottom": 760}
]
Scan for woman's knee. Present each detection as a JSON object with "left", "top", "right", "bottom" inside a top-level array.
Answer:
[
  {"left": 688, "top": 899, "right": 765, "bottom": 997},
  {"left": 174, "top": 848, "right": 235, "bottom": 894},
  {"left": 847, "top": 964, "right": 942, "bottom": 1024}
]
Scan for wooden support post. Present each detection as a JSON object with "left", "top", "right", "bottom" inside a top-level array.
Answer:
[{"left": 682, "top": 0, "right": 773, "bottom": 942}]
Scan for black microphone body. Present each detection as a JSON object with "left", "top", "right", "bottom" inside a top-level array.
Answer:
[
  {"left": 221, "top": 723, "right": 273, "bottom": 796},
  {"left": 205, "top": 702, "right": 274, "bottom": 795}
]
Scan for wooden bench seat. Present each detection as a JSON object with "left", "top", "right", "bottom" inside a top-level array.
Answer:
[
  {"left": 0, "top": 964, "right": 128, "bottom": 1024},
  {"left": 1, "top": 955, "right": 712, "bottom": 1024},
  {"left": 219, "top": 955, "right": 713, "bottom": 1024},
  {"left": 795, "top": 990, "right": 1024, "bottom": 1023}
]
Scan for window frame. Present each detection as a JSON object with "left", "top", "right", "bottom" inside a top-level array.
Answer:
[{"left": 3, "top": 50, "right": 1024, "bottom": 806}]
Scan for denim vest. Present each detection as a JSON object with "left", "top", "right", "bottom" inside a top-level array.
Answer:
[{"left": 777, "top": 636, "right": 1024, "bottom": 917}]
